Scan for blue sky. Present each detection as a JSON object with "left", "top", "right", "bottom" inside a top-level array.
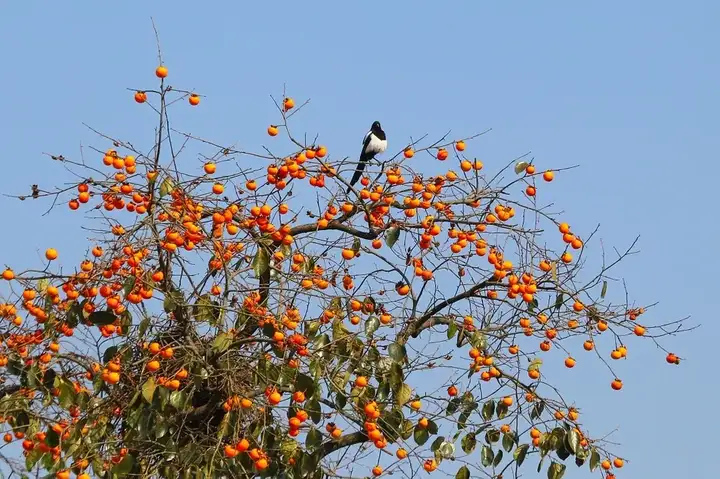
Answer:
[{"left": 0, "top": 1, "right": 717, "bottom": 477}]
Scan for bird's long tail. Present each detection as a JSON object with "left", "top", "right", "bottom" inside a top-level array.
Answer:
[{"left": 346, "top": 155, "right": 369, "bottom": 194}]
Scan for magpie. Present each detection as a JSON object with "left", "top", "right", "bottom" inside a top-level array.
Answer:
[{"left": 347, "top": 121, "right": 387, "bottom": 194}]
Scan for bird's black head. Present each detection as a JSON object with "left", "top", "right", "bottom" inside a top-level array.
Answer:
[{"left": 371, "top": 121, "right": 383, "bottom": 133}]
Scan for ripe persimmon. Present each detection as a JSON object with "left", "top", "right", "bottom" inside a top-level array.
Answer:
[{"left": 155, "top": 65, "right": 168, "bottom": 78}]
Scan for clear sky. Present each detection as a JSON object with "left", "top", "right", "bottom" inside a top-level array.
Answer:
[{"left": 0, "top": 1, "right": 718, "bottom": 477}]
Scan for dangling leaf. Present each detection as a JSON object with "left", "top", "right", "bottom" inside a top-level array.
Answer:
[
  {"left": 385, "top": 226, "right": 400, "bottom": 248},
  {"left": 365, "top": 316, "right": 380, "bottom": 336},
  {"left": 514, "top": 444, "right": 529, "bottom": 466},
  {"left": 159, "top": 177, "right": 175, "bottom": 197},
  {"left": 388, "top": 342, "right": 407, "bottom": 363},
  {"left": 461, "top": 433, "right": 477, "bottom": 453},
  {"left": 123, "top": 276, "right": 136, "bottom": 296},
  {"left": 142, "top": 378, "right": 157, "bottom": 403},
  {"left": 547, "top": 461, "right": 566, "bottom": 479},
  {"left": 212, "top": 332, "right": 232, "bottom": 353},
  {"left": 414, "top": 427, "right": 429, "bottom": 446},
  {"left": 252, "top": 247, "right": 270, "bottom": 278},
  {"left": 589, "top": 448, "right": 601, "bottom": 472},
  {"left": 601, "top": 281, "right": 608, "bottom": 299},
  {"left": 396, "top": 383, "right": 412, "bottom": 406},
  {"left": 113, "top": 453, "right": 135, "bottom": 476},
  {"left": 514, "top": 161, "right": 529, "bottom": 175},
  {"left": 456, "top": 465, "right": 470, "bottom": 479},
  {"left": 193, "top": 294, "right": 221, "bottom": 324},
  {"left": 87, "top": 310, "right": 117, "bottom": 326},
  {"left": 481, "top": 445, "right": 493, "bottom": 467}
]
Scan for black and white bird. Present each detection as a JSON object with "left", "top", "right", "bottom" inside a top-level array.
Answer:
[{"left": 347, "top": 121, "right": 387, "bottom": 194}]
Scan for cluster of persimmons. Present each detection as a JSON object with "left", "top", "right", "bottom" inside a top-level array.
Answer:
[{"left": 0, "top": 63, "right": 683, "bottom": 479}]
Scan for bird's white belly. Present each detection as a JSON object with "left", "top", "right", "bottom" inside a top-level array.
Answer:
[{"left": 367, "top": 136, "right": 387, "bottom": 155}]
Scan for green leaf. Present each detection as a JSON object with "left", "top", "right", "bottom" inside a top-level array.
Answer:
[
  {"left": 496, "top": 401, "right": 509, "bottom": 419},
  {"left": 400, "top": 420, "right": 414, "bottom": 440},
  {"left": 365, "top": 316, "right": 380, "bottom": 336},
  {"left": 482, "top": 400, "right": 495, "bottom": 421},
  {"left": 45, "top": 428, "right": 59, "bottom": 447},
  {"left": 493, "top": 449, "right": 503, "bottom": 467},
  {"left": 351, "top": 237, "right": 361, "bottom": 254},
  {"left": 554, "top": 293, "right": 564, "bottom": 310},
  {"left": 388, "top": 342, "right": 406, "bottom": 363},
  {"left": 514, "top": 161, "right": 529, "bottom": 174},
  {"left": 170, "top": 391, "right": 188, "bottom": 410},
  {"left": 378, "top": 409, "right": 404, "bottom": 443},
  {"left": 431, "top": 436, "right": 444, "bottom": 452},
  {"left": 142, "top": 377, "right": 157, "bottom": 403},
  {"left": 547, "top": 461, "right": 566, "bottom": 479},
  {"left": 295, "top": 373, "right": 316, "bottom": 399},
  {"left": 212, "top": 332, "right": 232, "bottom": 353},
  {"left": 502, "top": 432, "right": 516, "bottom": 452},
  {"left": 193, "top": 295, "right": 221, "bottom": 324},
  {"left": 306, "top": 428, "right": 322, "bottom": 449},
  {"left": 414, "top": 426, "right": 429, "bottom": 446},
  {"left": 530, "top": 402, "right": 545, "bottom": 420},
  {"left": 567, "top": 428, "right": 581, "bottom": 455},
  {"left": 25, "top": 447, "right": 42, "bottom": 471},
  {"left": 123, "top": 276, "right": 136, "bottom": 296},
  {"left": 113, "top": 453, "right": 135, "bottom": 477},
  {"left": 446, "top": 398, "right": 461, "bottom": 415},
  {"left": 427, "top": 419, "right": 439, "bottom": 435},
  {"left": 138, "top": 316, "right": 150, "bottom": 338},
  {"left": 456, "top": 465, "right": 470, "bottom": 479},
  {"left": 252, "top": 247, "right": 270, "bottom": 278},
  {"left": 385, "top": 226, "right": 400, "bottom": 248},
  {"left": 481, "top": 445, "right": 493, "bottom": 467},
  {"left": 447, "top": 320, "right": 457, "bottom": 339},
  {"left": 306, "top": 398, "right": 321, "bottom": 424},
  {"left": 87, "top": 310, "right": 116, "bottom": 326},
  {"left": 103, "top": 345, "right": 119, "bottom": 364},
  {"left": 528, "top": 357, "right": 543, "bottom": 371},
  {"left": 159, "top": 177, "right": 175, "bottom": 197},
  {"left": 389, "top": 363, "right": 403, "bottom": 389},
  {"left": 601, "top": 280, "right": 608, "bottom": 299},
  {"left": 514, "top": 444, "right": 529, "bottom": 466},
  {"left": 589, "top": 448, "right": 601, "bottom": 472},
  {"left": 163, "top": 291, "right": 181, "bottom": 313},
  {"left": 461, "top": 433, "right": 476, "bottom": 453},
  {"left": 396, "top": 383, "right": 412, "bottom": 406},
  {"left": 439, "top": 441, "right": 455, "bottom": 459},
  {"left": 485, "top": 429, "right": 501, "bottom": 444}
]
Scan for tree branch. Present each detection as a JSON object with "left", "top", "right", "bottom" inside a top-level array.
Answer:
[
  {"left": 403, "top": 276, "right": 495, "bottom": 340},
  {"left": 321, "top": 430, "right": 368, "bottom": 457}
]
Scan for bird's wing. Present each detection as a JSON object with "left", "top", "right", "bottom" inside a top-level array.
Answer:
[
  {"left": 360, "top": 131, "right": 373, "bottom": 159},
  {"left": 362, "top": 130, "right": 371, "bottom": 147}
]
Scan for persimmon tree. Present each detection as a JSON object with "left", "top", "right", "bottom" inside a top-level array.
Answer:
[{"left": 0, "top": 57, "right": 689, "bottom": 479}]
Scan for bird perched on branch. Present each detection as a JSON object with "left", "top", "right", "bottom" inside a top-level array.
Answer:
[{"left": 347, "top": 121, "right": 387, "bottom": 194}]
